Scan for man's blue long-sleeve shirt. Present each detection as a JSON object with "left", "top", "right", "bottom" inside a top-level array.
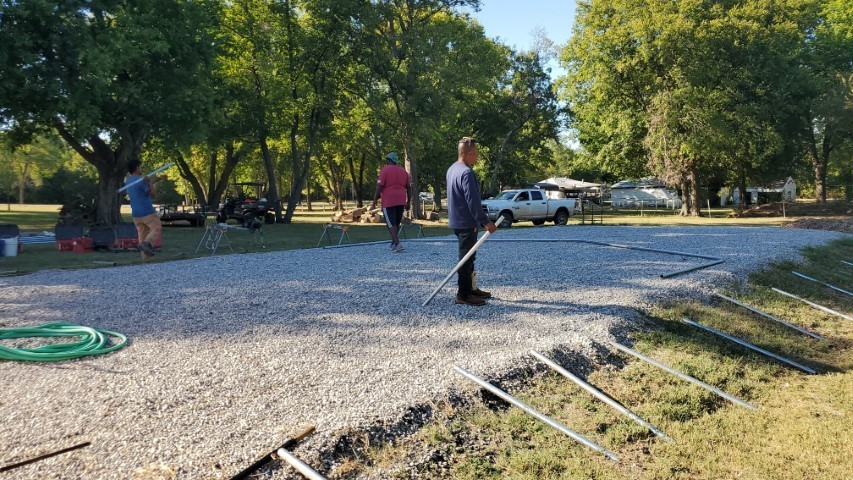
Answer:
[{"left": 446, "top": 161, "right": 490, "bottom": 229}]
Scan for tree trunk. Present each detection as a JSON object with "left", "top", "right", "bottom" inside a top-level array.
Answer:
[
  {"left": 679, "top": 175, "right": 689, "bottom": 216},
  {"left": 95, "top": 161, "right": 125, "bottom": 226},
  {"left": 403, "top": 133, "right": 421, "bottom": 219},
  {"left": 688, "top": 166, "right": 700, "bottom": 217},
  {"left": 807, "top": 114, "right": 832, "bottom": 203},
  {"left": 431, "top": 181, "right": 443, "bottom": 212},
  {"left": 174, "top": 150, "right": 208, "bottom": 209},
  {"left": 259, "top": 136, "right": 282, "bottom": 222}
]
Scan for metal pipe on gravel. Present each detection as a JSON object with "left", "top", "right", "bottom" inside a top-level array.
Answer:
[
  {"left": 714, "top": 293, "right": 823, "bottom": 339},
  {"left": 230, "top": 426, "right": 315, "bottom": 480},
  {"left": 529, "top": 350, "right": 674, "bottom": 443},
  {"left": 0, "top": 442, "right": 90, "bottom": 473},
  {"left": 770, "top": 287, "right": 852, "bottom": 322},
  {"left": 609, "top": 342, "right": 757, "bottom": 410},
  {"left": 453, "top": 365, "right": 619, "bottom": 461},
  {"left": 660, "top": 259, "right": 725, "bottom": 278},
  {"left": 322, "top": 240, "right": 389, "bottom": 249},
  {"left": 682, "top": 318, "right": 817, "bottom": 374},
  {"left": 792, "top": 271, "right": 853, "bottom": 297},
  {"left": 422, "top": 215, "right": 505, "bottom": 307},
  {"left": 276, "top": 448, "right": 327, "bottom": 480}
]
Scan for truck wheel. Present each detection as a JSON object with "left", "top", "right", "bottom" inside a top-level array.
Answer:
[
  {"left": 532, "top": 219, "right": 545, "bottom": 226},
  {"left": 499, "top": 211, "right": 513, "bottom": 228},
  {"left": 554, "top": 209, "right": 569, "bottom": 225}
]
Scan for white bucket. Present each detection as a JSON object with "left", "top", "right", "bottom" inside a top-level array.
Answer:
[{"left": 1, "top": 237, "right": 19, "bottom": 257}]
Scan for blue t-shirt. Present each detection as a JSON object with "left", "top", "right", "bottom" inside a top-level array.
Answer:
[
  {"left": 446, "top": 161, "right": 490, "bottom": 229},
  {"left": 125, "top": 175, "right": 156, "bottom": 218}
]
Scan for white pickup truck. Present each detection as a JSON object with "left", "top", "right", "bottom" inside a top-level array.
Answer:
[{"left": 482, "top": 188, "right": 576, "bottom": 227}]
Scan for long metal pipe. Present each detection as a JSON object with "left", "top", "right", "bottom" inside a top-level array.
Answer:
[
  {"left": 842, "top": 260, "right": 852, "bottom": 267},
  {"left": 0, "top": 442, "right": 90, "bottom": 473},
  {"left": 715, "top": 293, "right": 822, "bottom": 339},
  {"left": 770, "top": 287, "right": 852, "bottom": 322},
  {"left": 453, "top": 365, "right": 619, "bottom": 461},
  {"left": 422, "top": 215, "right": 505, "bottom": 307},
  {"left": 275, "top": 448, "right": 327, "bottom": 480},
  {"left": 529, "top": 350, "right": 673, "bottom": 443},
  {"left": 609, "top": 342, "right": 756, "bottom": 410},
  {"left": 792, "top": 271, "right": 853, "bottom": 297},
  {"left": 682, "top": 318, "right": 816, "bottom": 374},
  {"left": 661, "top": 259, "right": 725, "bottom": 278},
  {"left": 230, "top": 426, "right": 315, "bottom": 480},
  {"left": 117, "top": 162, "right": 175, "bottom": 193}
]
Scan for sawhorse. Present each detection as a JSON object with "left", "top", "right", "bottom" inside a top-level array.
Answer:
[
  {"left": 398, "top": 222, "right": 424, "bottom": 239},
  {"left": 317, "top": 223, "right": 351, "bottom": 247},
  {"left": 195, "top": 223, "right": 265, "bottom": 255}
]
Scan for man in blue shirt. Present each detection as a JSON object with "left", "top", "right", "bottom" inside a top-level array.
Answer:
[
  {"left": 446, "top": 137, "right": 497, "bottom": 306},
  {"left": 125, "top": 159, "right": 162, "bottom": 260}
]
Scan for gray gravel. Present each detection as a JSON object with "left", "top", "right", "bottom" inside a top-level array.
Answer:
[{"left": 0, "top": 225, "right": 847, "bottom": 479}]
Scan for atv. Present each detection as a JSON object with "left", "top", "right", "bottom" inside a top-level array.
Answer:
[{"left": 216, "top": 183, "right": 277, "bottom": 229}]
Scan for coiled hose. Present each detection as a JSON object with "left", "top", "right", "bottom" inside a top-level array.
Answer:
[{"left": 0, "top": 322, "right": 127, "bottom": 362}]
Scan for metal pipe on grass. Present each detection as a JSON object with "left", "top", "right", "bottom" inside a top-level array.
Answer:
[
  {"left": 682, "top": 318, "right": 816, "bottom": 374},
  {"left": 770, "top": 287, "right": 851, "bottom": 322},
  {"left": 792, "top": 271, "right": 853, "bottom": 297},
  {"left": 454, "top": 365, "right": 619, "bottom": 461},
  {"left": 609, "top": 342, "right": 756, "bottom": 410},
  {"left": 422, "top": 215, "right": 505, "bottom": 307},
  {"left": 842, "top": 260, "right": 852, "bottom": 267},
  {"left": 117, "top": 162, "right": 175, "bottom": 193},
  {"left": 530, "top": 350, "right": 673, "bottom": 443},
  {"left": 275, "top": 448, "right": 327, "bottom": 480},
  {"left": 715, "top": 293, "right": 822, "bottom": 339}
]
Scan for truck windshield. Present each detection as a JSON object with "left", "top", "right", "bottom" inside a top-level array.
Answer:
[{"left": 496, "top": 191, "right": 519, "bottom": 200}]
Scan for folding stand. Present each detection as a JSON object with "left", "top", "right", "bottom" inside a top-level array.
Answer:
[
  {"left": 398, "top": 222, "right": 424, "bottom": 239},
  {"left": 317, "top": 223, "right": 351, "bottom": 247},
  {"left": 195, "top": 223, "right": 265, "bottom": 255}
]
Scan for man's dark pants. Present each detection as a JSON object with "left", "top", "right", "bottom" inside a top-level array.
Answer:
[{"left": 454, "top": 227, "right": 477, "bottom": 297}]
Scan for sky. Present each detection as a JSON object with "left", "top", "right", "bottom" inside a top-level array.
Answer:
[{"left": 467, "top": 0, "right": 577, "bottom": 56}]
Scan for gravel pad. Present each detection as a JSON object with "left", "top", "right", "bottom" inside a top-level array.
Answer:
[{"left": 0, "top": 226, "right": 846, "bottom": 478}]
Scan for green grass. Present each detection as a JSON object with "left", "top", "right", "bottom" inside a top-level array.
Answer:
[
  {"left": 0, "top": 204, "right": 448, "bottom": 274},
  {"left": 0, "top": 202, "right": 836, "bottom": 275},
  {"left": 339, "top": 238, "right": 853, "bottom": 480}
]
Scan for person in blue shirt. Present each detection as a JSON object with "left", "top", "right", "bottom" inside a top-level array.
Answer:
[
  {"left": 125, "top": 159, "right": 162, "bottom": 260},
  {"left": 446, "top": 137, "right": 497, "bottom": 306}
]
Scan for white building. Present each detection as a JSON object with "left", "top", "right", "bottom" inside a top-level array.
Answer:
[
  {"left": 608, "top": 177, "right": 682, "bottom": 209},
  {"left": 728, "top": 177, "right": 797, "bottom": 205}
]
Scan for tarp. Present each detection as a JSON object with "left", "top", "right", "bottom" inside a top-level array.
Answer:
[{"left": 539, "top": 177, "right": 603, "bottom": 190}]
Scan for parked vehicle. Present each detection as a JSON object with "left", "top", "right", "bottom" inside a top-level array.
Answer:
[
  {"left": 216, "top": 183, "right": 276, "bottom": 229},
  {"left": 159, "top": 204, "right": 205, "bottom": 227},
  {"left": 481, "top": 188, "right": 576, "bottom": 227}
]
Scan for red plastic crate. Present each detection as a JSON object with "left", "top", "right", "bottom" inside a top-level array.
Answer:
[{"left": 71, "top": 237, "right": 94, "bottom": 253}]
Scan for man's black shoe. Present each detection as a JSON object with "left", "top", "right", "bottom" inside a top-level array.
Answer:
[
  {"left": 138, "top": 241, "right": 155, "bottom": 257},
  {"left": 455, "top": 294, "right": 486, "bottom": 306},
  {"left": 471, "top": 288, "right": 491, "bottom": 298}
]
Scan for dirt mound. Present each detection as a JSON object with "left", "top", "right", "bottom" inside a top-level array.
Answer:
[
  {"left": 731, "top": 200, "right": 851, "bottom": 218},
  {"left": 782, "top": 217, "right": 853, "bottom": 234}
]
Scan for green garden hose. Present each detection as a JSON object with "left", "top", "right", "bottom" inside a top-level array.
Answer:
[{"left": 0, "top": 322, "right": 127, "bottom": 362}]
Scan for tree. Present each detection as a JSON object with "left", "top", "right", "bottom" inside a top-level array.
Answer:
[
  {"left": 0, "top": 132, "right": 70, "bottom": 204},
  {"left": 802, "top": 0, "right": 853, "bottom": 202},
  {"left": 0, "top": 0, "right": 218, "bottom": 224},
  {"left": 360, "top": 0, "right": 493, "bottom": 219}
]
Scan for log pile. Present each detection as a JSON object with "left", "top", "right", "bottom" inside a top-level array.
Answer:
[{"left": 331, "top": 207, "right": 385, "bottom": 223}]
